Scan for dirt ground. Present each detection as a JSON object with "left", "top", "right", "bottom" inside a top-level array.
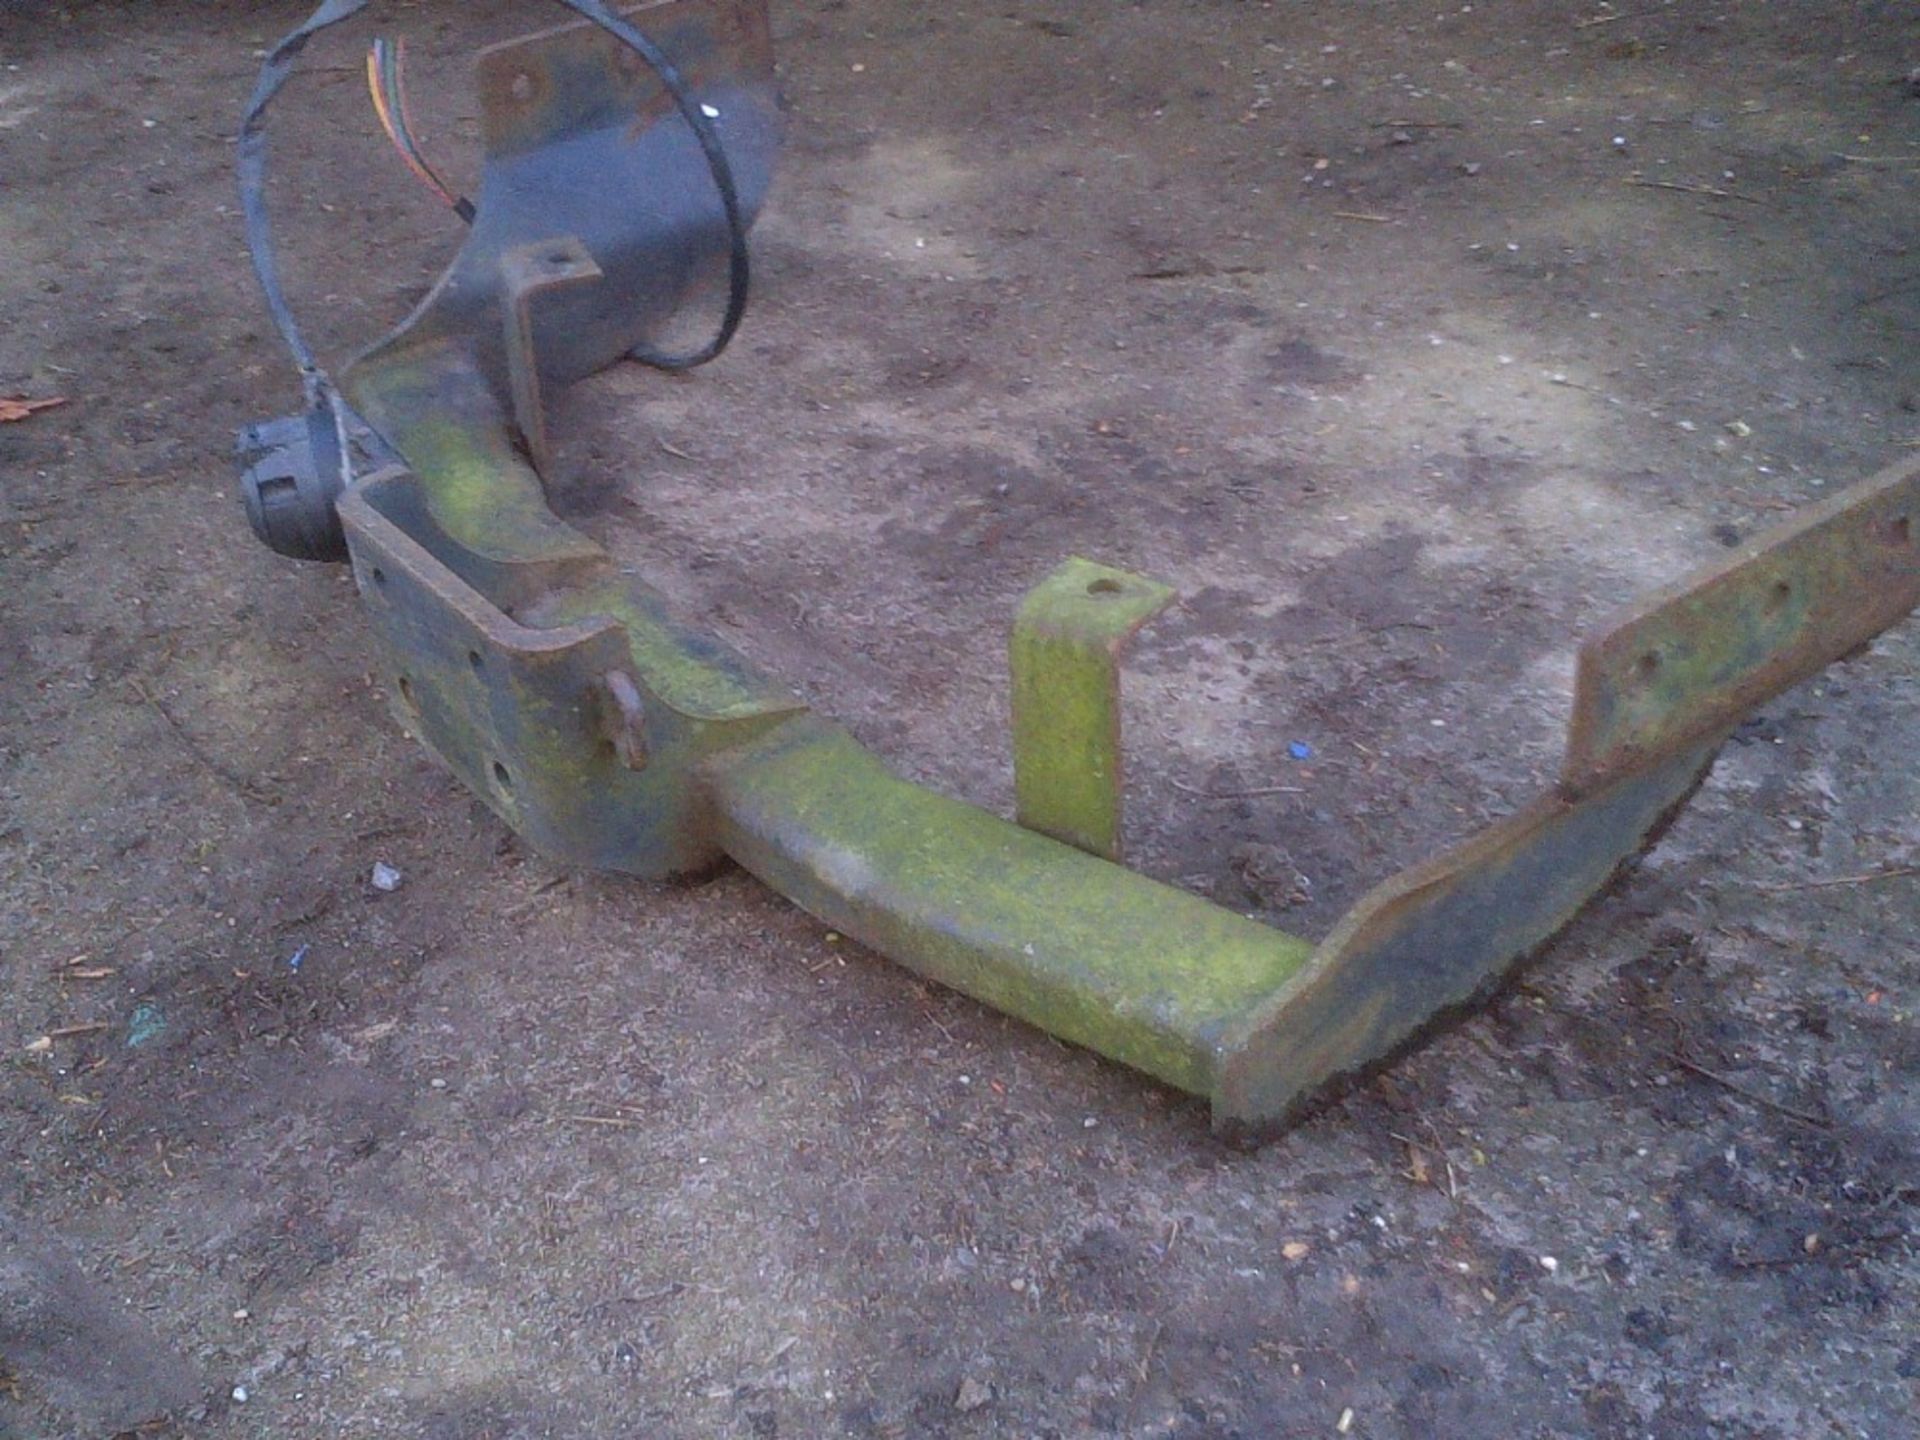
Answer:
[{"left": 3, "top": 1, "right": 1917, "bottom": 1436}]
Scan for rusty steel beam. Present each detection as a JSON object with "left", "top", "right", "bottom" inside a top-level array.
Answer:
[{"left": 232, "top": 0, "right": 1920, "bottom": 1136}]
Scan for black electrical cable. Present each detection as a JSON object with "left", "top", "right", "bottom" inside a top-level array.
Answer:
[
  {"left": 238, "top": 0, "right": 370, "bottom": 419},
  {"left": 550, "top": 0, "right": 751, "bottom": 371}
]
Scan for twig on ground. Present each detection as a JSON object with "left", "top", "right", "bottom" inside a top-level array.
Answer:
[
  {"left": 126, "top": 678, "right": 279, "bottom": 804},
  {"left": 1420, "top": 1114, "right": 1459, "bottom": 1200},
  {"left": 1666, "top": 1052, "right": 1830, "bottom": 1129},
  {"left": 628, "top": 1281, "right": 686, "bottom": 1305},
  {"left": 1752, "top": 866, "right": 1917, "bottom": 892},
  {"left": 48, "top": 1023, "right": 109, "bottom": 1039},
  {"left": 505, "top": 874, "right": 571, "bottom": 917},
  {"left": 1170, "top": 779, "right": 1305, "bottom": 800},
  {"left": 1730, "top": 1232, "right": 1905, "bottom": 1269},
  {"left": 1575, "top": 9, "right": 1682, "bottom": 27},
  {"left": 1135, "top": 1321, "right": 1163, "bottom": 1384},
  {"left": 1855, "top": 275, "right": 1920, "bottom": 309},
  {"left": 1624, "top": 178, "right": 1763, "bottom": 205}
]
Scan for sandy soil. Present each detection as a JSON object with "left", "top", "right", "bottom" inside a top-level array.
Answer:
[{"left": 2, "top": 1, "right": 1916, "bottom": 1436}]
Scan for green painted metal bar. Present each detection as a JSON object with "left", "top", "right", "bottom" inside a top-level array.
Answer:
[
  {"left": 707, "top": 717, "right": 1316, "bottom": 1098},
  {"left": 1011, "top": 557, "right": 1176, "bottom": 861}
]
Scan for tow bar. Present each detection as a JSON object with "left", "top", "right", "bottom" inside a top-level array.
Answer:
[{"left": 236, "top": 0, "right": 1919, "bottom": 1135}]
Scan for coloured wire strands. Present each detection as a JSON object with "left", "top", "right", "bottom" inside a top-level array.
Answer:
[{"left": 366, "top": 35, "right": 475, "bottom": 222}]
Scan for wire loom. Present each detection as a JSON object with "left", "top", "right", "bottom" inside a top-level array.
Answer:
[{"left": 239, "top": 0, "right": 753, "bottom": 412}]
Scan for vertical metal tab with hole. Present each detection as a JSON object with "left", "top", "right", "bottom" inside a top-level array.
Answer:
[{"left": 1011, "top": 558, "right": 1177, "bottom": 862}]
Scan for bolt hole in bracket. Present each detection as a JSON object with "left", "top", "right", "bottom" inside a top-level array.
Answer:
[{"left": 235, "top": 0, "right": 1920, "bottom": 1136}]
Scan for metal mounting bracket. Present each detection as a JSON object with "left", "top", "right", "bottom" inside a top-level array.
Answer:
[
  {"left": 1012, "top": 558, "right": 1177, "bottom": 862},
  {"left": 500, "top": 237, "right": 602, "bottom": 478}
]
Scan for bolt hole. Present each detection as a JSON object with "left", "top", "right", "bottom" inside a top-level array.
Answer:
[
  {"left": 396, "top": 674, "right": 417, "bottom": 709},
  {"left": 1892, "top": 513, "right": 1912, "bottom": 547},
  {"left": 1635, "top": 650, "right": 1661, "bottom": 680},
  {"left": 468, "top": 650, "right": 484, "bottom": 672},
  {"left": 1087, "top": 578, "right": 1124, "bottom": 596},
  {"left": 492, "top": 760, "right": 513, "bottom": 791},
  {"left": 1765, "top": 579, "right": 1792, "bottom": 612},
  {"left": 370, "top": 566, "right": 387, "bottom": 586}
]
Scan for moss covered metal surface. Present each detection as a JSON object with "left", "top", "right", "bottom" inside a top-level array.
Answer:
[
  {"left": 1011, "top": 557, "right": 1176, "bottom": 862},
  {"left": 1566, "top": 453, "right": 1919, "bottom": 795},
  {"left": 711, "top": 719, "right": 1316, "bottom": 1096}
]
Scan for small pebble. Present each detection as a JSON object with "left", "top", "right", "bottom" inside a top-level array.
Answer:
[
  {"left": 231, "top": 1386, "right": 248, "bottom": 1404},
  {"left": 955, "top": 1375, "right": 993, "bottom": 1412},
  {"left": 429, "top": 1077, "right": 448, "bottom": 1090},
  {"left": 1539, "top": 1255, "right": 1559, "bottom": 1273},
  {"left": 370, "top": 861, "right": 403, "bottom": 892}
]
